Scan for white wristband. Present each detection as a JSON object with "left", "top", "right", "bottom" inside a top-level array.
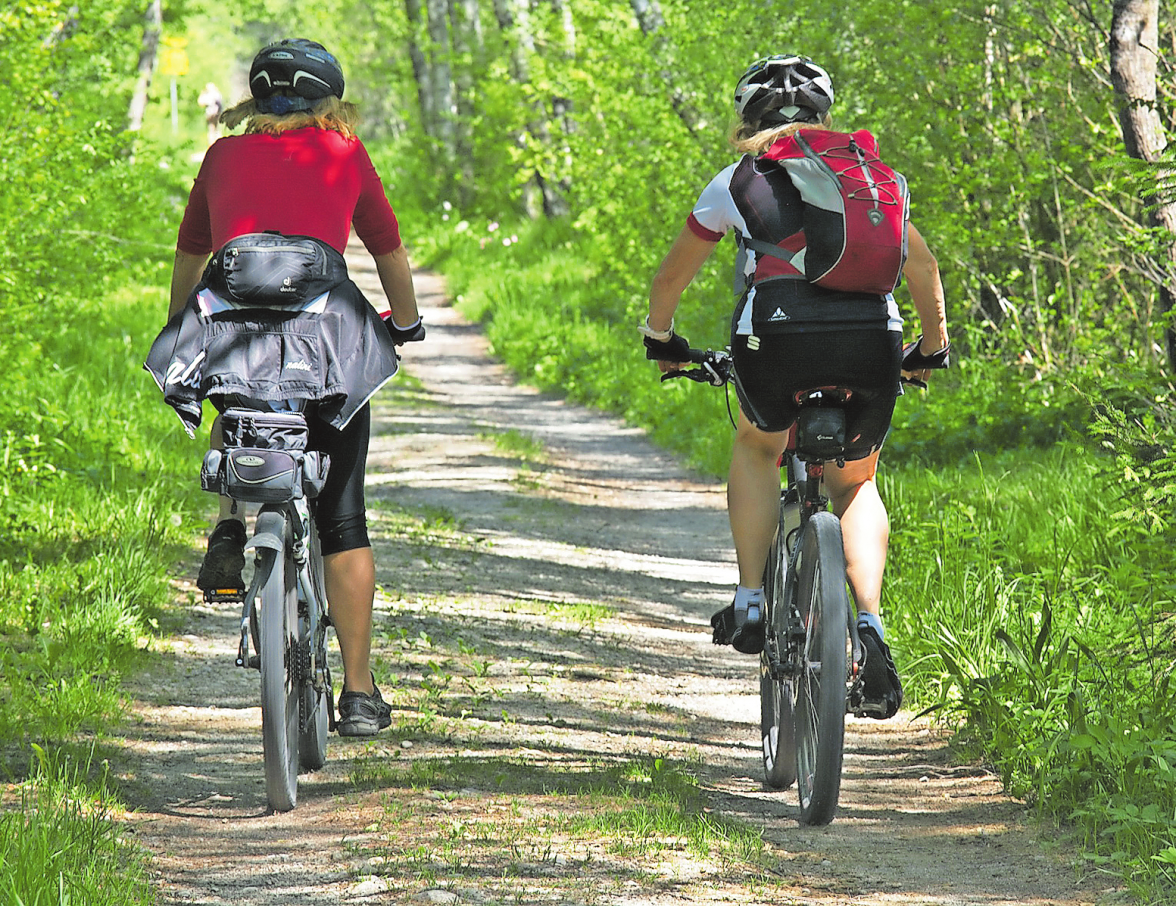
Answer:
[{"left": 637, "top": 316, "right": 674, "bottom": 342}]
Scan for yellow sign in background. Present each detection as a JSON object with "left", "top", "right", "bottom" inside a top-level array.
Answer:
[{"left": 160, "top": 36, "right": 189, "bottom": 77}]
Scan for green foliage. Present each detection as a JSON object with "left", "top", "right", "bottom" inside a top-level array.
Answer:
[
  {"left": 0, "top": 284, "right": 206, "bottom": 749},
  {"left": 0, "top": 746, "right": 155, "bottom": 906},
  {"left": 884, "top": 442, "right": 1176, "bottom": 898},
  {"left": 0, "top": 0, "right": 205, "bottom": 769}
]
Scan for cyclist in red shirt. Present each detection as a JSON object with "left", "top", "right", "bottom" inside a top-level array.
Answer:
[{"left": 167, "top": 40, "right": 422, "bottom": 737}]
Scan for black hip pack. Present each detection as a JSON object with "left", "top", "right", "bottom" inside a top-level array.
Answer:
[{"left": 205, "top": 232, "right": 347, "bottom": 307}]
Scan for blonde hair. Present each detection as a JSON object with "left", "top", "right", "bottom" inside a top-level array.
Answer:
[
  {"left": 220, "top": 95, "right": 360, "bottom": 139},
  {"left": 729, "top": 115, "right": 833, "bottom": 156}
]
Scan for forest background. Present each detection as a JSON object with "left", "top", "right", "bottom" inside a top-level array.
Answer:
[{"left": 1, "top": 0, "right": 1174, "bottom": 902}]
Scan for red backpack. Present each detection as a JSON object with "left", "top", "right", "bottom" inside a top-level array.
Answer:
[{"left": 747, "top": 129, "right": 910, "bottom": 295}]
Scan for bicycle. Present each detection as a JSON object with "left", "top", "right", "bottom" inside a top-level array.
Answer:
[
  {"left": 666, "top": 347, "right": 877, "bottom": 826},
  {"left": 199, "top": 405, "right": 334, "bottom": 813}
]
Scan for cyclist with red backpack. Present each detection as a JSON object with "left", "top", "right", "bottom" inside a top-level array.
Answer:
[{"left": 642, "top": 54, "right": 950, "bottom": 718}]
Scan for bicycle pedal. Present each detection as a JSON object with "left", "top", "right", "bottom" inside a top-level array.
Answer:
[{"left": 203, "top": 587, "right": 246, "bottom": 603}]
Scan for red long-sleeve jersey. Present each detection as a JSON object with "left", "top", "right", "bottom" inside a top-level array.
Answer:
[{"left": 176, "top": 126, "right": 401, "bottom": 257}]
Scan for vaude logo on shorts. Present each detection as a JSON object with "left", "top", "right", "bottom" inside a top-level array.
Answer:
[
  {"left": 237, "top": 455, "right": 266, "bottom": 467},
  {"left": 768, "top": 308, "right": 790, "bottom": 321}
]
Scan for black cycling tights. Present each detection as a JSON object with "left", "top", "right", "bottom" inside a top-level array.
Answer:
[{"left": 308, "top": 404, "right": 371, "bottom": 556}]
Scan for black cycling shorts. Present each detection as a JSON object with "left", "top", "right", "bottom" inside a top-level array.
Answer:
[
  {"left": 307, "top": 404, "right": 371, "bottom": 555},
  {"left": 730, "top": 327, "right": 903, "bottom": 460}
]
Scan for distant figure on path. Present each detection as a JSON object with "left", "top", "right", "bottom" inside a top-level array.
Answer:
[{"left": 197, "top": 82, "right": 223, "bottom": 145}]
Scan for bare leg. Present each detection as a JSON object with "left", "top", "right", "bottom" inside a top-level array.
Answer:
[
  {"left": 323, "top": 547, "right": 376, "bottom": 695},
  {"left": 824, "top": 451, "right": 888, "bottom": 617},
  {"left": 727, "top": 410, "right": 789, "bottom": 587}
]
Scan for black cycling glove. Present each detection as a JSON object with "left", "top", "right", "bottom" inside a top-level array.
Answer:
[
  {"left": 383, "top": 315, "right": 427, "bottom": 345},
  {"left": 643, "top": 332, "right": 691, "bottom": 362},
  {"left": 901, "top": 336, "right": 951, "bottom": 371}
]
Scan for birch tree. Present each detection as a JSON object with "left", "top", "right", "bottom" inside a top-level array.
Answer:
[
  {"left": 1110, "top": 0, "right": 1176, "bottom": 371},
  {"left": 491, "top": 0, "right": 565, "bottom": 218},
  {"left": 126, "top": 0, "right": 162, "bottom": 132},
  {"left": 404, "top": 0, "right": 435, "bottom": 137},
  {"left": 449, "top": 0, "right": 483, "bottom": 205},
  {"left": 426, "top": 0, "right": 457, "bottom": 156},
  {"left": 629, "top": 0, "right": 702, "bottom": 136}
]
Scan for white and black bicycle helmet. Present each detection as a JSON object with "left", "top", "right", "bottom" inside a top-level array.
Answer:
[
  {"left": 734, "top": 54, "right": 834, "bottom": 127},
  {"left": 249, "top": 39, "right": 345, "bottom": 115}
]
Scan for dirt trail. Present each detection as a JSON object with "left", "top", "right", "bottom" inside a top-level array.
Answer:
[{"left": 118, "top": 245, "right": 1118, "bottom": 905}]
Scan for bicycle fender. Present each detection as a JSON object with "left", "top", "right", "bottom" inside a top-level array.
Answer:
[
  {"left": 246, "top": 532, "right": 284, "bottom": 553},
  {"left": 245, "top": 510, "right": 288, "bottom": 554}
]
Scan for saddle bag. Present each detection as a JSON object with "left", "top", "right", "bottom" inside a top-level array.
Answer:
[
  {"left": 220, "top": 408, "right": 309, "bottom": 451},
  {"left": 200, "top": 408, "right": 330, "bottom": 503},
  {"left": 795, "top": 407, "right": 846, "bottom": 461}
]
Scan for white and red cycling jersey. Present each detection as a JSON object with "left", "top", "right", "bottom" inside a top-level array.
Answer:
[{"left": 687, "top": 154, "right": 902, "bottom": 337}]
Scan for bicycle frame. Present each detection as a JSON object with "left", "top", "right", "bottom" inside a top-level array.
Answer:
[{"left": 775, "top": 450, "right": 864, "bottom": 677}]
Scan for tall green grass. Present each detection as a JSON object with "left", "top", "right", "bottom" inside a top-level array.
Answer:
[
  {"left": 0, "top": 746, "right": 154, "bottom": 906},
  {"left": 0, "top": 284, "right": 204, "bottom": 749},
  {"left": 884, "top": 448, "right": 1175, "bottom": 896},
  {"left": 0, "top": 280, "right": 203, "bottom": 905},
  {"left": 416, "top": 214, "right": 1176, "bottom": 902}
]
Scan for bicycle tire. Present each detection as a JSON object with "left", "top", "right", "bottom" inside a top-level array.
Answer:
[
  {"left": 258, "top": 527, "right": 300, "bottom": 812},
  {"left": 794, "top": 511, "right": 850, "bottom": 826},
  {"left": 298, "top": 521, "right": 329, "bottom": 772},
  {"left": 760, "top": 498, "right": 797, "bottom": 790}
]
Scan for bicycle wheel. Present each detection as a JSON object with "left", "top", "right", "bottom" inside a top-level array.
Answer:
[
  {"left": 794, "top": 511, "right": 850, "bottom": 826},
  {"left": 257, "top": 519, "right": 300, "bottom": 812},
  {"left": 760, "top": 498, "right": 797, "bottom": 790},
  {"left": 298, "top": 521, "right": 329, "bottom": 772}
]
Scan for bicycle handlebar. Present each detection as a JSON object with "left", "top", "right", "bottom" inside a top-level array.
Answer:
[
  {"left": 659, "top": 346, "right": 929, "bottom": 391},
  {"left": 658, "top": 348, "right": 733, "bottom": 387}
]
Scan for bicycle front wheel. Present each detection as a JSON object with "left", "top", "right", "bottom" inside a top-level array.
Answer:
[
  {"left": 760, "top": 498, "right": 797, "bottom": 790},
  {"left": 257, "top": 529, "right": 300, "bottom": 812},
  {"left": 794, "top": 511, "right": 850, "bottom": 826}
]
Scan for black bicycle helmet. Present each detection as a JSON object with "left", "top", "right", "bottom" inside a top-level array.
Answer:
[
  {"left": 249, "top": 39, "right": 345, "bottom": 115},
  {"left": 733, "top": 54, "right": 834, "bottom": 127}
]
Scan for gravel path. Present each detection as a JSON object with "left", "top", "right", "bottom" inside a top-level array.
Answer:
[{"left": 117, "top": 245, "right": 1116, "bottom": 905}]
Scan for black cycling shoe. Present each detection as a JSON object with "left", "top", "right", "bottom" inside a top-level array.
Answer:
[
  {"left": 710, "top": 602, "right": 765, "bottom": 655},
  {"left": 852, "top": 623, "right": 903, "bottom": 719},
  {"left": 337, "top": 680, "right": 392, "bottom": 737},
  {"left": 196, "top": 519, "right": 247, "bottom": 594}
]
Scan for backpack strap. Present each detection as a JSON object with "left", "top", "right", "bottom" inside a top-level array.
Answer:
[{"left": 739, "top": 235, "right": 807, "bottom": 276}]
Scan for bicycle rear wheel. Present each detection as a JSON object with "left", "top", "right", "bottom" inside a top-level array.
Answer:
[
  {"left": 760, "top": 498, "right": 797, "bottom": 790},
  {"left": 794, "top": 511, "right": 850, "bottom": 826},
  {"left": 257, "top": 520, "right": 300, "bottom": 812},
  {"left": 298, "top": 521, "right": 329, "bottom": 772}
]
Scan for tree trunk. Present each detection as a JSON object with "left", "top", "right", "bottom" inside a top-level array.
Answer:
[
  {"left": 629, "top": 0, "right": 701, "bottom": 136},
  {"left": 1110, "top": 0, "right": 1176, "bottom": 371},
  {"left": 126, "top": 0, "right": 162, "bottom": 132},
  {"left": 425, "top": 0, "right": 456, "bottom": 156},
  {"left": 449, "top": 0, "right": 483, "bottom": 206},
  {"left": 491, "top": 0, "right": 560, "bottom": 218},
  {"left": 404, "top": 0, "right": 435, "bottom": 137}
]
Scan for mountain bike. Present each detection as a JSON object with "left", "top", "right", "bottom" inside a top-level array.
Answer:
[
  {"left": 666, "top": 347, "right": 872, "bottom": 826},
  {"left": 200, "top": 405, "right": 334, "bottom": 813}
]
